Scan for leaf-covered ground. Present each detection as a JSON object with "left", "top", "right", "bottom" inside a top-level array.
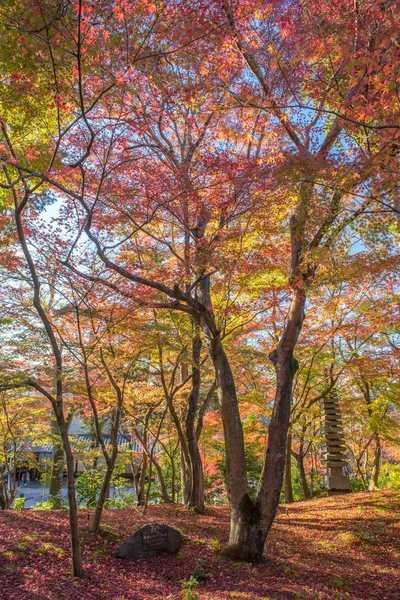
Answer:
[{"left": 0, "top": 491, "right": 399, "bottom": 600}]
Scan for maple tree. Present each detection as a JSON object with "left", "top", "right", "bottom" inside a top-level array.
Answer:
[{"left": 0, "top": 0, "right": 399, "bottom": 578}]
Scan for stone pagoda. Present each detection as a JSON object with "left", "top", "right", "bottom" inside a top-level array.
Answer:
[{"left": 321, "top": 389, "right": 350, "bottom": 491}]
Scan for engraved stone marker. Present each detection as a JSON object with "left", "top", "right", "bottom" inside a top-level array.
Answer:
[
  {"left": 142, "top": 528, "right": 169, "bottom": 552},
  {"left": 112, "top": 523, "right": 183, "bottom": 560}
]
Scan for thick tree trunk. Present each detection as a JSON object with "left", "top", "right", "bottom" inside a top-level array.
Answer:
[
  {"left": 199, "top": 313, "right": 250, "bottom": 551},
  {"left": 284, "top": 432, "right": 294, "bottom": 503},
  {"left": 186, "top": 445, "right": 204, "bottom": 511},
  {"left": 368, "top": 434, "right": 381, "bottom": 491},
  {"left": 197, "top": 208, "right": 307, "bottom": 561},
  {"left": 197, "top": 260, "right": 257, "bottom": 557},
  {"left": 248, "top": 289, "right": 306, "bottom": 562}
]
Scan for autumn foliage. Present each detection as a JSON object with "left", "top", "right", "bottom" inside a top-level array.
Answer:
[{"left": 0, "top": 0, "right": 399, "bottom": 584}]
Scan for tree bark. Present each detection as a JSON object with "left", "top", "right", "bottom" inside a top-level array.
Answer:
[
  {"left": 199, "top": 311, "right": 250, "bottom": 550},
  {"left": 138, "top": 452, "right": 148, "bottom": 506},
  {"left": 368, "top": 434, "right": 381, "bottom": 491},
  {"left": 184, "top": 321, "right": 205, "bottom": 512},
  {"left": 180, "top": 451, "right": 192, "bottom": 505},
  {"left": 49, "top": 442, "right": 65, "bottom": 508},
  {"left": 284, "top": 432, "right": 294, "bottom": 503},
  {"left": 294, "top": 451, "right": 311, "bottom": 499},
  {"left": 362, "top": 380, "right": 382, "bottom": 492},
  {"left": 246, "top": 289, "right": 306, "bottom": 562},
  {"left": 49, "top": 416, "right": 70, "bottom": 508},
  {"left": 53, "top": 402, "right": 83, "bottom": 577},
  {"left": 90, "top": 452, "right": 116, "bottom": 532}
]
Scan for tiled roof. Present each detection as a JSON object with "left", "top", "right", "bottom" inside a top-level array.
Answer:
[{"left": 15, "top": 434, "right": 142, "bottom": 455}]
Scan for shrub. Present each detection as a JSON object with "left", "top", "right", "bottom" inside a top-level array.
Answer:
[
  {"left": 13, "top": 497, "right": 25, "bottom": 510},
  {"left": 349, "top": 478, "right": 365, "bottom": 492},
  {"left": 105, "top": 492, "right": 136, "bottom": 509},
  {"left": 379, "top": 464, "right": 400, "bottom": 490},
  {"left": 75, "top": 470, "right": 104, "bottom": 508},
  {"left": 33, "top": 498, "right": 68, "bottom": 510}
]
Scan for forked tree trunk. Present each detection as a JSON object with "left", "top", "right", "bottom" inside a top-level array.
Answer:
[
  {"left": 132, "top": 426, "right": 172, "bottom": 503},
  {"left": 284, "top": 432, "right": 294, "bottom": 503},
  {"left": 292, "top": 432, "right": 311, "bottom": 500},
  {"left": 256, "top": 291, "right": 305, "bottom": 541},
  {"left": 226, "top": 290, "right": 306, "bottom": 562},
  {"left": 88, "top": 352, "right": 125, "bottom": 533},
  {"left": 154, "top": 457, "right": 172, "bottom": 503}
]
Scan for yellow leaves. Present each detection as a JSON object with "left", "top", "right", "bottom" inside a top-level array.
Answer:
[{"left": 253, "top": 269, "right": 287, "bottom": 288}]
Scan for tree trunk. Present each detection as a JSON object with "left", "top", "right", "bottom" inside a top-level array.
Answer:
[
  {"left": 153, "top": 455, "right": 172, "bottom": 503},
  {"left": 368, "top": 434, "right": 381, "bottom": 491},
  {"left": 185, "top": 321, "right": 205, "bottom": 512},
  {"left": 251, "top": 289, "right": 306, "bottom": 562},
  {"left": 90, "top": 454, "right": 116, "bottom": 533},
  {"left": 14, "top": 199, "right": 83, "bottom": 577},
  {"left": 296, "top": 452, "right": 311, "bottom": 499},
  {"left": 132, "top": 426, "right": 172, "bottom": 503},
  {"left": 54, "top": 404, "right": 83, "bottom": 577},
  {"left": 362, "top": 381, "right": 382, "bottom": 492},
  {"left": 180, "top": 451, "right": 192, "bottom": 505},
  {"left": 89, "top": 354, "right": 125, "bottom": 533},
  {"left": 49, "top": 419, "right": 65, "bottom": 508},
  {"left": 284, "top": 432, "right": 294, "bottom": 503},
  {"left": 49, "top": 443, "right": 65, "bottom": 508},
  {"left": 199, "top": 313, "right": 251, "bottom": 551},
  {"left": 356, "top": 456, "right": 368, "bottom": 490},
  {"left": 138, "top": 452, "right": 148, "bottom": 506}
]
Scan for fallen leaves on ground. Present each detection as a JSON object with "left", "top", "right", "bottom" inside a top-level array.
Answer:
[{"left": 0, "top": 491, "right": 399, "bottom": 600}]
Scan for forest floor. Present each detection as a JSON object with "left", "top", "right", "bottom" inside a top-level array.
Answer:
[{"left": 0, "top": 491, "right": 399, "bottom": 600}]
